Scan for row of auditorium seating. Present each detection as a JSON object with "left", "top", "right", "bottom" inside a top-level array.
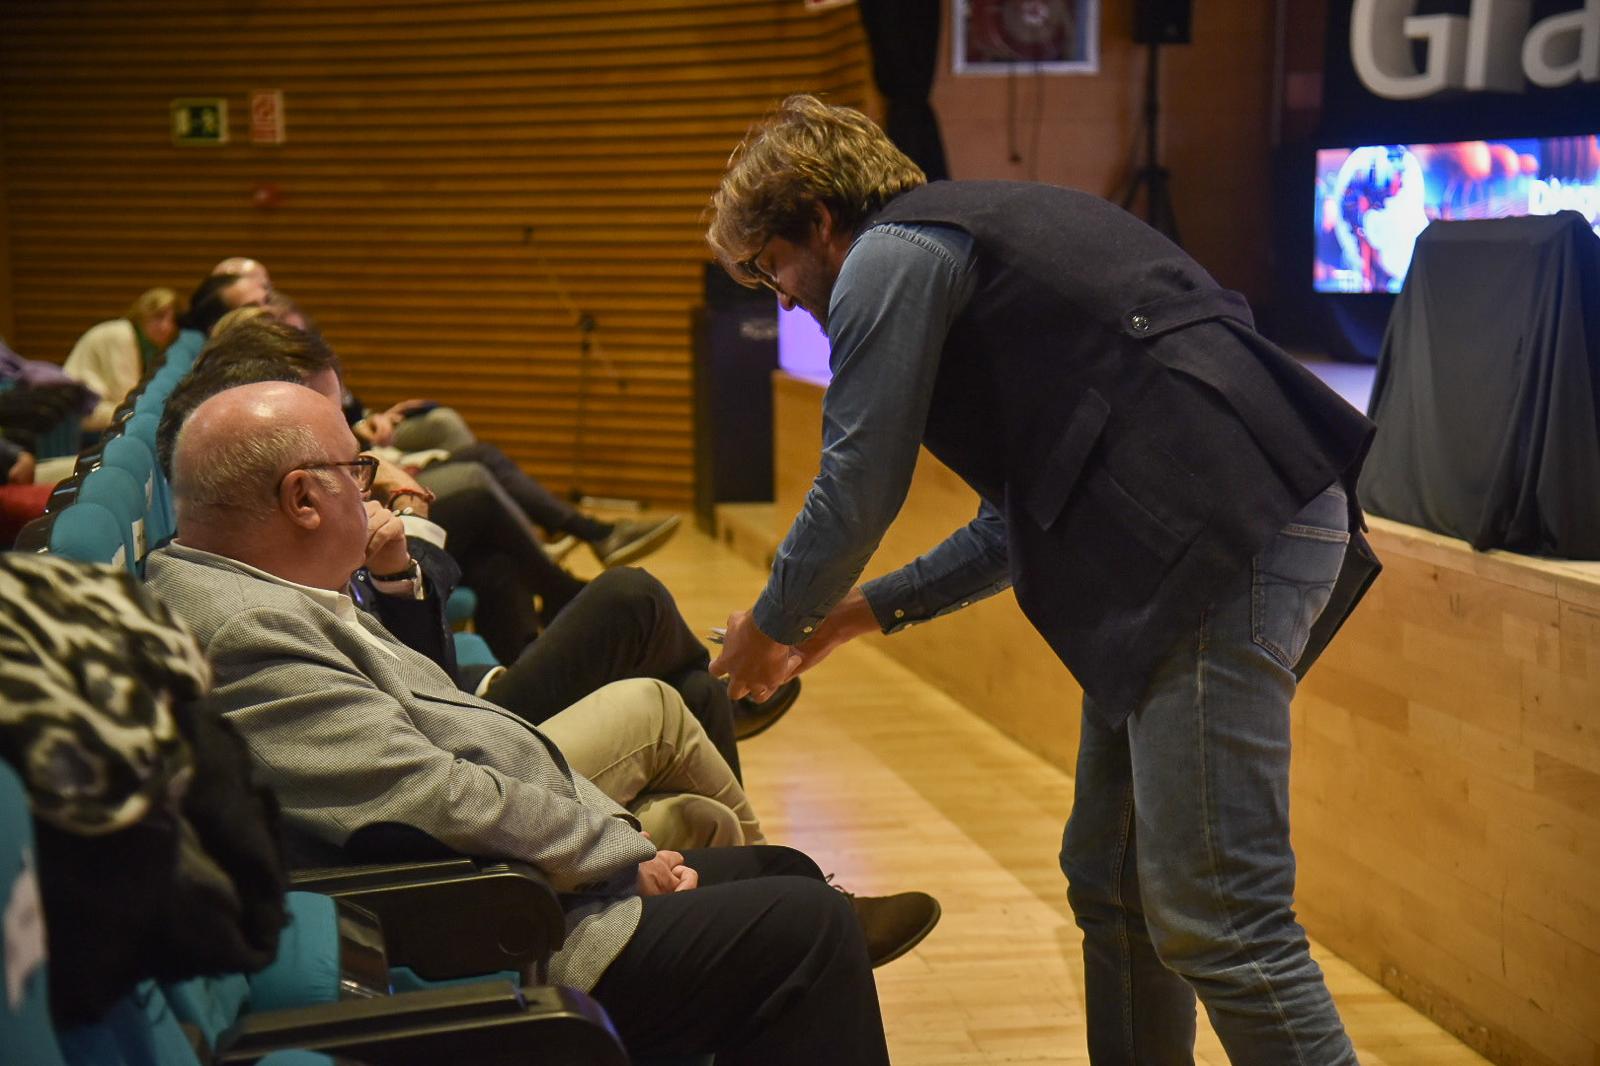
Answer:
[
  {"left": 12, "top": 326, "right": 200, "bottom": 567},
  {"left": 2, "top": 332, "right": 710, "bottom": 1062}
]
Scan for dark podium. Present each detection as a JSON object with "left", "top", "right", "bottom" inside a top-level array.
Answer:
[
  {"left": 1359, "top": 212, "right": 1600, "bottom": 558},
  {"left": 691, "top": 265, "right": 779, "bottom": 533}
]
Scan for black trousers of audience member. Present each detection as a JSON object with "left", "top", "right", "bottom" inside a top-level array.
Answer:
[
  {"left": 423, "top": 470, "right": 587, "bottom": 655},
  {"left": 591, "top": 845, "right": 889, "bottom": 1066},
  {"left": 448, "top": 443, "right": 613, "bottom": 542},
  {"left": 483, "top": 567, "right": 741, "bottom": 779}
]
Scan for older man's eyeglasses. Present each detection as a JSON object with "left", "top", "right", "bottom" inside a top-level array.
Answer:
[{"left": 285, "top": 456, "right": 378, "bottom": 495}]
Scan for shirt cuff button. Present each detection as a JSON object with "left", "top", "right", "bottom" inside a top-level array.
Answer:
[
  {"left": 802, "top": 625, "right": 814, "bottom": 634},
  {"left": 894, "top": 609, "right": 905, "bottom": 619}
]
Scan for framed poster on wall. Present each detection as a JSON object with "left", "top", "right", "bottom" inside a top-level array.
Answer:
[{"left": 953, "top": 0, "right": 1099, "bottom": 75}]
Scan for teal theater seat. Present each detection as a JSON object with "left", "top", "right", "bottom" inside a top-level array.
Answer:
[
  {"left": 102, "top": 434, "right": 173, "bottom": 548},
  {"left": 46, "top": 501, "right": 127, "bottom": 569},
  {"left": 0, "top": 761, "right": 65, "bottom": 1066},
  {"left": 76, "top": 465, "right": 147, "bottom": 568}
]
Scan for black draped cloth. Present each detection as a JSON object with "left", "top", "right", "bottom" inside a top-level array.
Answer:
[{"left": 1359, "top": 212, "right": 1600, "bottom": 557}]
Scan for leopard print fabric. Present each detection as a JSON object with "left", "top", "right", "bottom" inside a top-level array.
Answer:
[{"left": 0, "top": 553, "right": 207, "bottom": 835}]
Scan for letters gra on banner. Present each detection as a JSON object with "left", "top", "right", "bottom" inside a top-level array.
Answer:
[{"left": 1352, "top": 0, "right": 1600, "bottom": 99}]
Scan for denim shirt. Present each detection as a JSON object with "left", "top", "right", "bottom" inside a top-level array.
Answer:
[{"left": 752, "top": 221, "right": 1015, "bottom": 645}]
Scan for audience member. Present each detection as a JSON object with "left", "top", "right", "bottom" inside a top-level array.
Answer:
[
  {"left": 62, "top": 287, "right": 180, "bottom": 429},
  {"left": 0, "top": 435, "right": 51, "bottom": 545},
  {"left": 180, "top": 272, "right": 268, "bottom": 334},
  {"left": 145, "top": 380, "right": 934, "bottom": 1062},
  {"left": 363, "top": 398, "right": 682, "bottom": 569},
  {"left": 150, "top": 380, "right": 762, "bottom": 849},
  {"left": 213, "top": 256, "right": 273, "bottom": 296}
]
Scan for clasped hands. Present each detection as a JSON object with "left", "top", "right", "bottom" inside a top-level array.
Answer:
[{"left": 709, "top": 590, "right": 877, "bottom": 701}]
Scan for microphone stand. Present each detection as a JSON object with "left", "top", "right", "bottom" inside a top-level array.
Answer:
[
  {"left": 521, "top": 226, "right": 638, "bottom": 511},
  {"left": 1119, "top": 39, "right": 1181, "bottom": 243}
]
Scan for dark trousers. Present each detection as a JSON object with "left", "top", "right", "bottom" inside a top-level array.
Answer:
[
  {"left": 450, "top": 442, "right": 612, "bottom": 541},
  {"left": 591, "top": 846, "right": 889, "bottom": 1066},
  {"left": 421, "top": 463, "right": 586, "bottom": 655},
  {"left": 484, "top": 567, "right": 742, "bottom": 778}
]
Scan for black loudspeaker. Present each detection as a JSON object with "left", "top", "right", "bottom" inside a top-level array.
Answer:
[
  {"left": 692, "top": 263, "right": 779, "bottom": 534},
  {"left": 1134, "top": 0, "right": 1191, "bottom": 44}
]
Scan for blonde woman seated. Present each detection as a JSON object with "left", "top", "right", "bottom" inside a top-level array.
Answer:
[{"left": 63, "top": 287, "right": 181, "bottom": 431}]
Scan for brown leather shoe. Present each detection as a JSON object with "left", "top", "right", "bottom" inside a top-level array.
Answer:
[{"left": 832, "top": 880, "right": 942, "bottom": 967}]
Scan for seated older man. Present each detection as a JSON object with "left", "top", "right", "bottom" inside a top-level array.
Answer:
[{"left": 143, "top": 380, "right": 928, "bottom": 1064}]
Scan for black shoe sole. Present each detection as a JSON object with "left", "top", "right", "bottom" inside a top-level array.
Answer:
[
  {"left": 732, "top": 678, "right": 802, "bottom": 741},
  {"left": 595, "top": 515, "right": 681, "bottom": 568}
]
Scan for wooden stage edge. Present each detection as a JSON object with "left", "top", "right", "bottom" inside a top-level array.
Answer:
[{"left": 728, "top": 371, "right": 1600, "bottom": 1066}]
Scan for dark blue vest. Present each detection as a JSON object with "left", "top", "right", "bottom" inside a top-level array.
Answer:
[{"left": 869, "top": 181, "right": 1379, "bottom": 722}]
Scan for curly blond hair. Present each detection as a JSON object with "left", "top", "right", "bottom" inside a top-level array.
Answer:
[{"left": 706, "top": 95, "right": 925, "bottom": 285}]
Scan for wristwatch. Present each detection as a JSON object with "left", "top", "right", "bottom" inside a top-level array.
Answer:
[{"left": 369, "top": 558, "right": 425, "bottom": 601}]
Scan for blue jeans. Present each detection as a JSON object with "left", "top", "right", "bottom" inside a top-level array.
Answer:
[{"left": 1061, "top": 485, "right": 1358, "bottom": 1065}]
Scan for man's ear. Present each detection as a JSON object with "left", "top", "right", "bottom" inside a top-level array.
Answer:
[
  {"left": 278, "top": 471, "right": 324, "bottom": 531},
  {"left": 813, "top": 201, "right": 838, "bottom": 243}
]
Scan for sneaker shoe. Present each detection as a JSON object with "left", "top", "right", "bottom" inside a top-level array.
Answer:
[
  {"left": 589, "top": 515, "right": 682, "bottom": 568},
  {"left": 829, "top": 877, "right": 942, "bottom": 968},
  {"left": 541, "top": 533, "right": 578, "bottom": 562},
  {"left": 732, "top": 677, "right": 801, "bottom": 741}
]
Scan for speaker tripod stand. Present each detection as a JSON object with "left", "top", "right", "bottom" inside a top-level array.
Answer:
[{"left": 1119, "top": 39, "right": 1181, "bottom": 244}]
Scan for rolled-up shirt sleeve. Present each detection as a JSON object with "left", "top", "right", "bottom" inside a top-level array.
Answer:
[
  {"left": 860, "top": 498, "right": 1012, "bottom": 632},
  {"left": 752, "top": 222, "right": 977, "bottom": 644}
]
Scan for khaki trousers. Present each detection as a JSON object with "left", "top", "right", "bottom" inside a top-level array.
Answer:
[{"left": 540, "top": 678, "right": 764, "bottom": 850}]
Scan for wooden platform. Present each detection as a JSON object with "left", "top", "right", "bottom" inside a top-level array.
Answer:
[{"left": 729, "top": 370, "right": 1600, "bottom": 1066}]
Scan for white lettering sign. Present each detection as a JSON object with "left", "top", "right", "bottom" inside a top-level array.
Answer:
[{"left": 1352, "top": 0, "right": 1599, "bottom": 98}]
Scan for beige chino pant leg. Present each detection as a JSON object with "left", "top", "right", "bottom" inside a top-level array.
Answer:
[{"left": 540, "top": 678, "right": 765, "bottom": 848}]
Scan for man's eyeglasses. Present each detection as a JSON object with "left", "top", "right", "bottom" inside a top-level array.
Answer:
[
  {"left": 740, "top": 236, "right": 781, "bottom": 294},
  {"left": 284, "top": 456, "right": 378, "bottom": 495}
]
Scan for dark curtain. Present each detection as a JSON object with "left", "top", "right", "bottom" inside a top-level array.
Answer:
[
  {"left": 1359, "top": 213, "right": 1600, "bottom": 557},
  {"left": 856, "top": 0, "right": 950, "bottom": 181}
]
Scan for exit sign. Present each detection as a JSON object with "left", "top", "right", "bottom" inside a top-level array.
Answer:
[{"left": 171, "top": 98, "right": 228, "bottom": 146}]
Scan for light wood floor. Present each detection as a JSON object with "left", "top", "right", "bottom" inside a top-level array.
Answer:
[{"left": 597, "top": 521, "right": 1492, "bottom": 1066}]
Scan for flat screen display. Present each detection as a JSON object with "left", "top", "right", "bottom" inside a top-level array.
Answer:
[
  {"left": 777, "top": 302, "right": 832, "bottom": 385},
  {"left": 1314, "top": 135, "right": 1600, "bottom": 294}
]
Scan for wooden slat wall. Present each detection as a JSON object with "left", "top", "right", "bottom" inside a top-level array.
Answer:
[
  {"left": 0, "top": 0, "right": 873, "bottom": 504},
  {"left": 0, "top": 131, "right": 12, "bottom": 340}
]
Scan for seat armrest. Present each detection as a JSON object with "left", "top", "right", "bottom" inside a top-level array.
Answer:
[
  {"left": 289, "top": 859, "right": 480, "bottom": 892},
  {"left": 218, "top": 982, "right": 628, "bottom": 1066},
  {"left": 298, "top": 862, "right": 566, "bottom": 981}
]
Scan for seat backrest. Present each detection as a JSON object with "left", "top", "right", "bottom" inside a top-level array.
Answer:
[
  {"left": 162, "top": 892, "right": 345, "bottom": 1048},
  {"left": 56, "top": 984, "right": 203, "bottom": 1066},
  {"left": 102, "top": 434, "right": 173, "bottom": 548},
  {"left": 0, "top": 761, "right": 66, "bottom": 1066},
  {"left": 76, "top": 465, "right": 146, "bottom": 568},
  {"left": 125, "top": 413, "right": 160, "bottom": 453},
  {"left": 46, "top": 501, "right": 128, "bottom": 569},
  {"left": 161, "top": 329, "right": 206, "bottom": 375}
]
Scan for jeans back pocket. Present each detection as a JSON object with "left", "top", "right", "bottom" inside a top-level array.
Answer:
[{"left": 1251, "top": 489, "right": 1350, "bottom": 671}]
